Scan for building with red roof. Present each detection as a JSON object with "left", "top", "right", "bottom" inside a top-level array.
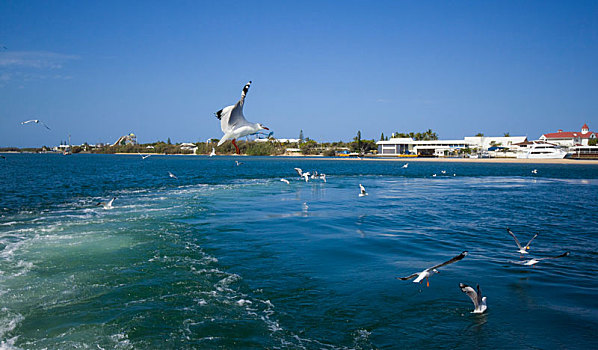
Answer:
[{"left": 539, "top": 124, "right": 596, "bottom": 147}]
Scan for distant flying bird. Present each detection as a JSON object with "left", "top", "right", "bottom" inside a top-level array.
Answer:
[
  {"left": 209, "top": 148, "right": 216, "bottom": 157},
  {"left": 320, "top": 173, "right": 327, "bottom": 182},
  {"left": 459, "top": 283, "right": 487, "bottom": 314},
  {"left": 397, "top": 251, "right": 468, "bottom": 287},
  {"left": 512, "top": 252, "right": 570, "bottom": 266},
  {"left": 168, "top": 171, "right": 178, "bottom": 179},
  {"left": 432, "top": 174, "right": 437, "bottom": 177},
  {"left": 294, "top": 168, "right": 303, "bottom": 177},
  {"left": 138, "top": 152, "right": 151, "bottom": 159},
  {"left": 96, "top": 197, "right": 116, "bottom": 209},
  {"left": 235, "top": 160, "right": 243, "bottom": 166},
  {"left": 441, "top": 170, "right": 446, "bottom": 174},
  {"left": 280, "top": 178, "right": 290, "bottom": 184},
  {"left": 402, "top": 163, "right": 408, "bottom": 168},
  {"left": 507, "top": 228, "right": 538, "bottom": 255},
  {"left": 359, "top": 184, "right": 368, "bottom": 197},
  {"left": 215, "top": 81, "right": 269, "bottom": 154},
  {"left": 531, "top": 169, "right": 538, "bottom": 174},
  {"left": 21, "top": 119, "right": 50, "bottom": 130}
]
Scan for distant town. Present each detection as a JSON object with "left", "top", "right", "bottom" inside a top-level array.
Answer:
[{"left": 2, "top": 124, "right": 597, "bottom": 159}]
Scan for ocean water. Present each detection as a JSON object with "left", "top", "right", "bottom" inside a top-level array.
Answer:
[{"left": 0, "top": 154, "right": 597, "bottom": 349}]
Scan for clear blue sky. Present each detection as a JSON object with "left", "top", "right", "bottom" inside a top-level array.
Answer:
[{"left": 1, "top": 0, "right": 597, "bottom": 147}]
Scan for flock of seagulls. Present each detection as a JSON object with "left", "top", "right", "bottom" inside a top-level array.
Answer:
[{"left": 392, "top": 226, "right": 570, "bottom": 313}]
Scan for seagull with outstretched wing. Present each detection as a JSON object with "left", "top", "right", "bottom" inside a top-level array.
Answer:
[
  {"left": 397, "top": 251, "right": 468, "bottom": 287},
  {"left": 215, "top": 81, "right": 269, "bottom": 154},
  {"left": 459, "top": 283, "right": 487, "bottom": 313},
  {"left": 507, "top": 228, "right": 538, "bottom": 255}
]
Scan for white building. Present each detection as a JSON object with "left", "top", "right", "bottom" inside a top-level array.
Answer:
[
  {"left": 539, "top": 124, "right": 596, "bottom": 147},
  {"left": 377, "top": 135, "right": 527, "bottom": 157}
]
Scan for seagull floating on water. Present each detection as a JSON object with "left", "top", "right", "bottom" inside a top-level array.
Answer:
[
  {"left": 402, "top": 163, "right": 408, "bottom": 168},
  {"left": 235, "top": 160, "right": 243, "bottom": 166},
  {"left": 459, "top": 283, "right": 487, "bottom": 314},
  {"left": 280, "top": 178, "right": 290, "bottom": 184},
  {"left": 397, "top": 251, "right": 468, "bottom": 287},
  {"left": 21, "top": 119, "right": 50, "bottom": 130},
  {"left": 359, "top": 184, "right": 368, "bottom": 197},
  {"left": 512, "top": 252, "right": 570, "bottom": 266},
  {"left": 215, "top": 81, "right": 269, "bottom": 154},
  {"left": 531, "top": 169, "right": 538, "bottom": 174},
  {"left": 507, "top": 228, "right": 538, "bottom": 255},
  {"left": 168, "top": 171, "right": 178, "bottom": 179},
  {"left": 209, "top": 148, "right": 216, "bottom": 157},
  {"left": 96, "top": 197, "right": 116, "bottom": 210}
]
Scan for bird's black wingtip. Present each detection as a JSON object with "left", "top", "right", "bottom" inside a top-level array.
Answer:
[{"left": 215, "top": 109, "right": 223, "bottom": 120}]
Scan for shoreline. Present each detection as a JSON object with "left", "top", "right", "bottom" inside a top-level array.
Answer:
[{"left": 2, "top": 151, "right": 597, "bottom": 164}]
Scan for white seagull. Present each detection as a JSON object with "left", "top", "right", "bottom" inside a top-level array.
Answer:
[
  {"left": 209, "top": 148, "right": 216, "bottom": 157},
  {"left": 531, "top": 169, "right": 538, "bottom": 174},
  {"left": 402, "top": 163, "right": 408, "bottom": 168},
  {"left": 280, "top": 178, "right": 290, "bottom": 184},
  {"left": 294, "top": 168, "right": 303, "bottom": 177},
  {"left": 507, "top": 228, "right": 538, "bottom": 255},
  {"left": 235, "top": 160, "right": 243, "bottom": 166},
  {"left": 96, "top": 197, "right": 116, "bottom": 209},
  {"left": 21, "top": 119, "right": 50, "bottom": 130},
  {"left": 301, "top": 172, "right": 310, "bottom": 182},
  {"left": 215, "top": 81, "right": 269, "bottom": 154},
  {"left": 359, "top": 184, "right": 368, "bottom": 197},
  {"left": 138, "top": 152, "right": 151, "bottom": 160},
  {"left": 459, "top": 283, "right": 487, "bottom": 314},
  {"left": 397, "top": 251, "right": 468, "bottom": 287},
  {"left": 320, "top": 173, "right": 327, "bottom": 182},
  {"left": 513, "top": 252, "right": 570, "bottom": 266},
  {"left": 168, "top": 171, "right": 178, "bottom": 179}
]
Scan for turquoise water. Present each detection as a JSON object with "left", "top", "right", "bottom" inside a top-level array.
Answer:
[{"left": 1, "top": 154, "right": 597, "bottom": 349}]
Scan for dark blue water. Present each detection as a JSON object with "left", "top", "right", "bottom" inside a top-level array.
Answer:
[{"left": 1, "top": 154, "right": 597, "bottom": 349}]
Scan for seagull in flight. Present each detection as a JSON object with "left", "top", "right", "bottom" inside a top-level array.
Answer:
[
  {"left": 280, "top": 178, "right": 290, "bottom": 184},
  {"left": 359, "top": 184, "right": 368, "bottom": 197},
  {"left": 402, "top": 163, "right": 408, "bottom": 168},
  {"left": 320, "top": 173, "right": 327, "bottom": 182},
  {"left": 531, "top": 169, "right": 538, "bottom": 174},
  {"left": 459, "top": 283, "right": 487, "bottom": 314},
  {"left": 397, "top": 251, "right": 468, "bottom": 287},
  {"left": 168, "top": 171, "right": 178, "bottom": 179},
  {"left": 301, "top": 172, "right": 310, "bottom": 182},
  {"left": 209, "top": 147, "right": 216, "bottom": 157},
  {"left": 512, "top": 252, "right": 570, "bottom": 266},
  {"left": 294, "top": 168, "right": 304, "bottom": 177},
  {"left": 96, "top": 197, "right": 116, "bottom": 210},
  {"left": 21, "top": 119, "right": 50, "bottom": 130},
  {"left": 138, "top": 152, "right": 151, "bottom": 160},
  {"left": 235, "top": 160, "right": 243, "bottom": 166},
  {"left": 507, "top": 228, "right": 538, "bottom": 255},
  {"left": 215, "top": 81, "right": 269, "bottom": 154}
]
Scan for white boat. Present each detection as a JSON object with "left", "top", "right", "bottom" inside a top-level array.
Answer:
[{"left": 516, "top": 142, "right": 567, "bottom": 159}]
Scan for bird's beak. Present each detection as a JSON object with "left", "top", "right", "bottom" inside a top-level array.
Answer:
[{"left": 263, "top": 126, "right": 269, "bottom": 130}]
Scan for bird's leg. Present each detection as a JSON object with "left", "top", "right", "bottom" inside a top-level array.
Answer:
[
  {"left": 232, "top": 139, "right": 240, "bottom": 154},
  {"left": 426, "top": 277, "right": 429, "bottom": 287}
]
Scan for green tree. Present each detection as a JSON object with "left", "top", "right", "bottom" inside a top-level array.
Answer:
[
  {"left": 589, "top": 138, "right": 597, "bottom": 146},
  {"left": 380, "top": 132, "right": 385, "bottom": 141},
  {"left": 167, "top": 137, "right": 172, "bottom": 145},
  {"left": 475, "top": 133, "right": 484, "bottom": 137},
  {"left": 504, "top": 132, "right": 510, "bottom": 137}
]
